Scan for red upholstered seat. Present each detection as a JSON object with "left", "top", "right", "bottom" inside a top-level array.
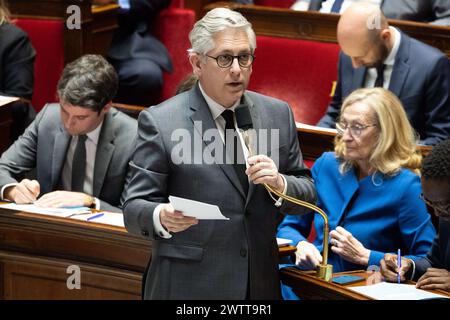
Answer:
[
  {"left": 14, "top": 19, "right": 64, "bottom": 112},
  {"left": 154, "top": 8, "right": 196, "bottom": 102},
  {"left": 249, "top": 35, "right": 339, "bottom": 125},
  {"left": 254, "top": 0, "right": 295, "bottom": 8}
]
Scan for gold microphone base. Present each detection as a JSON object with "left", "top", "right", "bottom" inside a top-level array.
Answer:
[{"left": 316, "top": 264, "right": 333, "bottom": 282}]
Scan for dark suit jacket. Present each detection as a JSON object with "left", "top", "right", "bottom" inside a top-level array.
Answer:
[
  {"left": 318, "top": 31, "right": 450, "bottom": 146},
  {"left": 0, "top": 104, "right": 137, "bottom": 212},
  {"left": 414, "top": 218, "right": 450, "bottom": 279},
  {"left": 309, "top": 0, "right": 450, "bottom": 25},
  {"left": 0, "top": 23, "right": 35, "bottom": 100},
  {"left": 122, "top": 84, "right": 317, "bottom": 299},
  {"left": 107, "top": 0, "right": 172, "bottom": 73}
]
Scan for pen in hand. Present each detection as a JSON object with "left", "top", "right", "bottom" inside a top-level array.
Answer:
[{"left": 397, "top": 248, "right": 401, "bottom": 284}]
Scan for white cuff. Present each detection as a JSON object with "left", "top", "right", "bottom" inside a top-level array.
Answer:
[
  {"left": 93, "top": 197, "right": 100, "bottom": 210},
  {"left": 409, "top": 259, "right": 416, "bottom": 281},
  {"left": 1, "top": 183, "right": 18, "bottom": 201},
  {"left": 268, "top": 174, "right": 287, "bottom": 207},
  {"left": 153, "top": 203, "right": 172, "bottom": 239}
]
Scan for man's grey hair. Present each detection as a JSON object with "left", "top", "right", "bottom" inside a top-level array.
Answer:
[
  {"left": 188, "top": 7, "right": 256, "bottom": 56},
  {"left": 57, "top": 54, "right": 118, "bottom": 113}
]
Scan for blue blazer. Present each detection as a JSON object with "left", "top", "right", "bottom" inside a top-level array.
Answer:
[
  {"left": 318, "top": 31, "right": 450, "bottom": 146},
  {"left": 277, "top": 152, "right": 436, "bottom": 272}
]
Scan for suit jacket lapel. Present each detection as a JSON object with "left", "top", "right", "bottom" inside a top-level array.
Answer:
[
  {"left": 93, "top": 111, "right": 115, "bottom": 197},
  {"left": 189, "top": 85, "right": 247, "bottom": 199},
  {"left": 389, "top": 33, "right": 410, "bottom": 97},
  {"left": 51, "top": 126, "right": 70, "bottom": 190},
  {"left": 335, "top": 169, "right": 359, "bottom": 227},
  {"left": 353, "top": 67, "right": 367, "bottom": 91}
]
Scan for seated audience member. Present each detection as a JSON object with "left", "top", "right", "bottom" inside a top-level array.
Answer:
[
  {"left": 292, "top": 0, "right": 450, "bottom": 25},
  {"left": 316, "top": 3, "right": 450, "bottom": 145},
  {"left": 93, "top": 0, "right": 172, "bottom": 106},
  {"left": 0, "top": 54, "right": 137, "bottom": 213},
  {"left": 380, "top": 139, "right": 450, "bottom": 292},
  {"left": 0, "top": 0, "right": 36, "bottom": 142},
  {"left": 277, "top": 88, "right": 436, "bottom": 299}
]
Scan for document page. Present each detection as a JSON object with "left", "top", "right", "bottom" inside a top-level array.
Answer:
[
  {"left": 349, "top": 282, "right": 450, "bottom": 300},
  {"left": 0, "top": 203, "right": 90, "bottom": 217},
  {"left": 169, "top": 195, "right": 229, "bottom": 220}
]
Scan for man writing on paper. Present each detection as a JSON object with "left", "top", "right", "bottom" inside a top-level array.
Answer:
[
  {"left": 380, "top": 140, "right": 450, "bottom": 292},
  {"left": 122, "top": 8, "right": 316, "bottom": 300},
  {"left": 0, "top": 55, "right": 137, "bottom": 213},
  {"left": 317, "top": 3, "right": 450, "bottom": 145}
]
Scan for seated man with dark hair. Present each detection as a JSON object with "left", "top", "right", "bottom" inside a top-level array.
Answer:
[
  {"left": 0, "top": 54, "right": 137, "bottom": 213},
  {"left": 381, "top": 139, "right": 450, "bottom": 292}
]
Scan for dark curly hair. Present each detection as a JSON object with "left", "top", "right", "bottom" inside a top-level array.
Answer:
[{"left": 422, "top": 140, "right": 450, "bottom": 180}]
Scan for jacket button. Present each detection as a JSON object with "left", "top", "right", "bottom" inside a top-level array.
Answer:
[
  {"left": 240, "top": 249, "right": 247, "bottom": 257},
  {"left": 141, "top": 230, "right": 149, "bottom": 237}
]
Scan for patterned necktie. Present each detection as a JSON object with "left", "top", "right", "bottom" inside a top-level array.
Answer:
[
  {"left": 330, "top": 0, "right": 344, "bottom": 13},
  {"left": 71, "top": 134, "right": 87, "bottom": 192},
  {"left": 374, "top": 64, "right": 386, "bottom": 88},
  {"left": 221, "top": 110, "right": 249, "bottom": 195}
]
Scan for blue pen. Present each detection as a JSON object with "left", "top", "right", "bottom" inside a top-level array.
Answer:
[
  {"left": 87, "top": 213, "right": 104, "bottom": 221},
  {"left": 397, "top": 248, "right": 401, "bottom": 284}
]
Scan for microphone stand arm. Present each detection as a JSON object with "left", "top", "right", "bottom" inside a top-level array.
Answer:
[{"left": 242, "top": 131, "right": 333, "bottom": 282}]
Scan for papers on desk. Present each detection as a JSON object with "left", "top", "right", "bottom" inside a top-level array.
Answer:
[
  {"left": 277, "top": 237, "right": 293, "bottom": 247},
  {"left": 169, "top": 195, "right": 229, "bottom": 220},
  {"left": 0, "top": 95, "right": 19, "bottom": 107},
  {"left": 0, "top": 203, "right": 90, "bottom": 217},
  {"left": 70, "top": 211, "right": 125, "bottom": 227},
  {"left": 349, "top": 282, "right": 450, "bottom": 300}
]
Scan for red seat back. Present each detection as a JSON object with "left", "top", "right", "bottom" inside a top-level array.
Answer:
[
  {"left": 154, "top": 8, "right": 196, "bottom": 101},
  {"left": 248, "top": 35, "right": 339, "bottom": 125},
  {"left": 254, "top": 0, "right": 295, "bottom": 8},
  {"left": 14, "top": 18, "right": 64, "bottom": 112}
]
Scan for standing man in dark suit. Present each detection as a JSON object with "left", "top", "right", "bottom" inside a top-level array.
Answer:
[
  {"left": 122, "top": 7, "right": 316, "bottom": 299},
  {"left": 317, "top": 3, "right": 450, "bottom": 146},
  {"left": 0, "top": 55, "right": 137, "bottom": 213},
  {"left": 0, "top": 0, "right": 36, "bottom": 142},
  {"left": 380, "top": 139, "right": 450, "bottom": 293},
  {"left": 293, "top": 0, "right": 450, "bottom": 25},
  {"left": 93, "top": 0, "right": 172, "bottom": 106}
]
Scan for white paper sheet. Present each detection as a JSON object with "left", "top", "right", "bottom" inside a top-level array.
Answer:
[
  {"left": 70, "top": 211, "right": 125, "bottom": 227},
  {"left": 296, "top": 122, "right": 338, "bottom": 134},
  {"left": 349, "top": 282, "right": 450, "bottom": 300},
  {"left": 0, "top": 203, "right": 90, "bottom": 217},
  {"left": 277, "top": 237, "right": 293, "bottom": 247},
  {"left": 0, "top": 95, "right": 19, "bottom": 107},
  {"left": 169, "top": 195, "right": 229, "bottom": 220}
]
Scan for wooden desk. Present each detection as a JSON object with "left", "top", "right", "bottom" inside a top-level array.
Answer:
[
  {"left": 0, "top": 208, "right": 150, "bottom": 299},
  {"left": 9, "top": 0, "right": 119, "bottom": 63},
  {"left": 280, "top": 267, "right": 450, "bottom": 300},
  {"left": 205, "top": 2, "right": 450, "bottom": 58}
]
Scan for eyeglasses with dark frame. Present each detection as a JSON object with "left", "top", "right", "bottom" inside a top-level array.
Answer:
[
  {"left": 420, "top": 193, "right": 450, "bottom": 217},
  {"left": 335, "top": 122, "right": 377, "bottom": 137},
  {"left": 205, "top": 53, "right": 255, "bottom": 68}
]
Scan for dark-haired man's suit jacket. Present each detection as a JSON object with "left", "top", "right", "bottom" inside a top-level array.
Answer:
[
  {"left": 122, "top": 84, "right": 317, "bottom": 299},
  {"left": 0, "top": 104, "right": 137, "bottom": 212},
  {"left": 318, "top": 31, "right": 450, "bottom": 146},
  {"left": 309, "top": 0, "right": 450, "bottom": 25},
  {"left": 415, "top": 218, "right": 450, "bottom": 280}
]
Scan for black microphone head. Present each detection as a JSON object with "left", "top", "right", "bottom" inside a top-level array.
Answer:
[{"left": 235, "top": 104, "right": 253, "bottom": 130}]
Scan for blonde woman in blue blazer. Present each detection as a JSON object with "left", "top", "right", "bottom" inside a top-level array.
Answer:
[{"left": 278, "top": 88, "right": 436, "bottom": 299}]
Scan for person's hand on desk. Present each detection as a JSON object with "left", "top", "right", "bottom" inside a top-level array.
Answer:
[
  {"left": 246, "top": 155, "right": 285, "bottom": 193},
  {"left": 4, "top": 179, "right": 40, "bottom": 204},
  {"left": 416, "top": 268, "right": 450, "bottom": 292},
  {"left": 34, "top": 191, "right": 94, "bottom": 208},
  {"left": 295, "top": 241, "right": 323, "bottom": 269},
  {"left": 330, "top": 226, "right": 370, "bottom": 265},
  {"left": 160, "top": 203, "right": 198, "bottom": 233},
  {"left": 380, "top": 253, "right": 413, "bottom": 282}
]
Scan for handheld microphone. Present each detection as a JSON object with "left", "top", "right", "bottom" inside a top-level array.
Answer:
[{"left": 235, "top": 104, "right": 254, "bottom": 156}]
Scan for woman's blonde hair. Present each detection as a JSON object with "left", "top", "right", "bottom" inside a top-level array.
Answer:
[
  {"left": 334, "top": 88, "right": 422, "bottom": 175},
  {"left": 0, "top": 0, "right": 10, "bottom": 25}
]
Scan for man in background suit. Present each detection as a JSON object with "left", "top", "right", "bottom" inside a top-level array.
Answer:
[
  {"left": 317, "top": 3, "right": 450, "bottom": 145},
  {"left": 0, "top": 54, "right": 137, "bottom": 213},
  {"left": 381, "top": 139, "right": 450, "bottom": 292},
  {"left": 122, "top": 7, "right": 316, "bottom": 299},
  {"left": 93, "top": 0, "right": 172, "bottom": 106},
  {"left": 292, "top": 0, "right": 450, "bottom": 25}
]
